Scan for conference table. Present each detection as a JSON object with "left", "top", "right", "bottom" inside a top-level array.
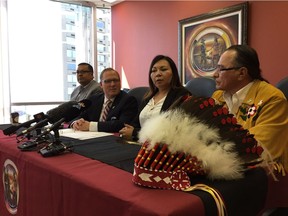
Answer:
[{"left": 0, "top": 125, "right": 287, "bottom": 216}]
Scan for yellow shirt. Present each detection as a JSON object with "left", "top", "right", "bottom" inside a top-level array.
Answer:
[{"left": 212, "top": 80, "right": 288, "bottom": 171}]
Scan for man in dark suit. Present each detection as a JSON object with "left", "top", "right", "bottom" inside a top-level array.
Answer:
[{"left": 71, "top": 68, "right": 138, "bottom": 133}]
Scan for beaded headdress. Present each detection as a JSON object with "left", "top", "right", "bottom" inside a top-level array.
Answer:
[{"left": 132, "top": 96, "right": 264, "bottom": 191}]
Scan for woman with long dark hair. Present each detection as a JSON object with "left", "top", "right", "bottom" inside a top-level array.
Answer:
[{"left": 119, "top": 55, "right": 190, "bottom": 141}]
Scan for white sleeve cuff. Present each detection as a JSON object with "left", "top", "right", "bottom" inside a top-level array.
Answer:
[{"left": 89, "top": 121, "right": 98, "bottom": 132}]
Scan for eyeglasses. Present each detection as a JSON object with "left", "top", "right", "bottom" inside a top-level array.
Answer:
[
  {"left": 217, "top": 66, "right": 243, "bottom": 72},
  {"left": 76, "top": 70, "right": 91, "bottom": 74},
  {"left": 102, "top": 79, "right": 120, "bottom": 84}
]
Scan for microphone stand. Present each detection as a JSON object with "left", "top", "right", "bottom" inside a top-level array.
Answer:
[
  {"left": 53, "top": 128, "right": 61, "bottom": 144},
  {"left": 39, "top": 128, "right": 70, "bottom": 157},
  {"left": 17, "top": 131, "right": 49, "bottom": 151},
  {"left": 17, "top": 124, "right": 47, "bottom": 148}
]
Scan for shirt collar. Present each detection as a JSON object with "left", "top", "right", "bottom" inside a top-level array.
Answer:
[
  {"left": 223, "top": 82, "right": 254, "bottom": 115},
  {"left": 104, "top": 96, "right": 114, "bottom": 104},
  {"left": 224, "top": 82, "right": 253, "bottom": 100}
]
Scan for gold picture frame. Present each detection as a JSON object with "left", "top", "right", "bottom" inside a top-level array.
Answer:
[{"left": 179, "top": 2, "right": 248, "bottom": 84}]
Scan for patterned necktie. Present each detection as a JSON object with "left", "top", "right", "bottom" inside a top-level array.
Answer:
[{"left": 100, "top": 99, "right": 112, "bottom": 122}]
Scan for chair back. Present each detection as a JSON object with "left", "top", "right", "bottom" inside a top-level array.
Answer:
[
  {"left": 128, "top": 86, "right": 149, "bottom": 107},
  {"left": 276, "top": 76, "right": 288, "bottom": 99},
  {"left": 185, "top": 77, "right": 216, "bottom": 97}
]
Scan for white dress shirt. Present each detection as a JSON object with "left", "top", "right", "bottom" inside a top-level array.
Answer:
[
  {"left": 223, "top": 82, "right": 253, "bottom": 115},
  {"left": 89, "top": 97, "right": 115, "bottom": 131}
]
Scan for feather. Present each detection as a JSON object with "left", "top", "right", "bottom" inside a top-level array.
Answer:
[{"left": 137, "top": 96, "right": 263, "bottom": 180}]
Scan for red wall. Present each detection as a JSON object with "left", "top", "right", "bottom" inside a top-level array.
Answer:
[{"left": 112, "top": 1, "right": 288, "bottom": 88}]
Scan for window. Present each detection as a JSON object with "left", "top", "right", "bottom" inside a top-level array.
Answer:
[
  {"left": 96, "top": 8, "right": 111, "bottom": 81},
  {"left": 0, "top": 1, "right": 112, "bottom": 123},
  {"left": 0, "top": 1, "right": 84, "bottom": 123}
]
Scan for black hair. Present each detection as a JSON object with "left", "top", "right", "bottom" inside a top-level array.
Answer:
[
  {"left": 146, "top": 55, "right": 183, "bottom": 99},
  {"left": 226, "top": 45, "right": 266, "bottom": 81},
  {"left": 78, "top": 62, "right": 93, "bottom": 73}
]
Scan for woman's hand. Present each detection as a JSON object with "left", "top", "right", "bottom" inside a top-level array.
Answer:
[{"left": 119, "top": 123, "right": 134, "bottom": 140}]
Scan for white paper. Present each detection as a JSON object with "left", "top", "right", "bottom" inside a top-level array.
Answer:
[{"left": 59, "top": 129, "right": 113, "bottom": 140}]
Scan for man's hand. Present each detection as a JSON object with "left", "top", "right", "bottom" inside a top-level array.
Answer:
[{"left": 72, "top": 118, "right": 90, "bottom": 131}]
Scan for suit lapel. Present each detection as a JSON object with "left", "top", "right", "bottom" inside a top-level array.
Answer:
[
  {"left": 95, "top": 95, "right": 105, "bottom": 120},
  {"left": 106, "top": 91, "right": 122, "bottom": 120}
]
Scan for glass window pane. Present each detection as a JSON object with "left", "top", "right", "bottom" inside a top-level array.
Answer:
[
  {"left": 96, "top": 8, "right": 111, "bottom": 81},
  {"left": 6, "top": 0, "right": 93, "bottom": 121},
  {"left": 8, "top": 0, "right": 93, "bottom": 103}
]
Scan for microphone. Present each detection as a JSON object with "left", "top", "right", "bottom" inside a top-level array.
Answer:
[
  {"left": 37, "top": 99, "right": 92, "bottom": 138},
  {"left": 16, "top": 102, "right": 74, "bottom": 138},
  {"left": 17, "top": 99, "right": 91, "bottom": 151},
  {"left": 16, "top": 100, "right": 89, "bottom": 138},
  {"left": 3, "top": 112, "right": 46, "bottom": 136},
  {"left": 38, "top": 99, "right": 92, "bottom": 157},
  {"left": 16, "top": 114, "right": 49, "bottom": 137}
]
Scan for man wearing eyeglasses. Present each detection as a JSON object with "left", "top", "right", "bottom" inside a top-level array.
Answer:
[
  {"left": 212, "top": 44, "right": 288, "bottom": 172},
  {"left": 71, "top": 68, "right": 138, "bottom": 133},
  {"left": 70, "top": 62, "right": 102, "bottom": 101}
]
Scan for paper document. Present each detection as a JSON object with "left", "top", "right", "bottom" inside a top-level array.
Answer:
[{"left": 59, "top": 129, "right": 113, "bottom": 140}]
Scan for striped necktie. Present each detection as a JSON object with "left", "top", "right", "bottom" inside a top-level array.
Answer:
[{"left": 100, "top": 99, "right": 112, "bottom": 122}]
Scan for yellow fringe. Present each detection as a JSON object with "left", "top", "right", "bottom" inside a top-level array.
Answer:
[
  {"left": 272, "top": 162, "right": 286, "bottom": 177},
  {"left": 184, "top": 184, "right": 227, "bottom": 216}
]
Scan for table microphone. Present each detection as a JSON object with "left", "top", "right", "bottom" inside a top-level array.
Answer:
[
  {"left": 18, "top": 99, "right": 91, "bottom": 152},
  {"left": 38, "top": 99, "right": 92, "bottom": 157},
  {"left": 38, "top": 99, "right": 92, "bottom": 137},
  {"left": 17, "top": 99, "right": 91, "bottom": 139},
  {"left": 16, "top": 101, "right": 80, "bottom": 138},
  {"left": 3, "top": 112, "right": 46, "bottom": 136}
]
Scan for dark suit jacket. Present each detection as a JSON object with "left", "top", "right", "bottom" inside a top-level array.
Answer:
[
  {"left": 131, "top": 86, "right": 191, "bottom": 140},
  {"left": 78, "top": 90, "right": 138, "bottom": 132}
]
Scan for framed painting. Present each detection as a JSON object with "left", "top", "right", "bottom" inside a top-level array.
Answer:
[{"left": 178, "top": 2, "right": 248, "bottom": 84}]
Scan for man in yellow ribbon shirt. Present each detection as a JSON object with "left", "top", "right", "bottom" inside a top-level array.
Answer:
[{"left": 212, "top": 44, "right": 288, "bottom": 172}]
